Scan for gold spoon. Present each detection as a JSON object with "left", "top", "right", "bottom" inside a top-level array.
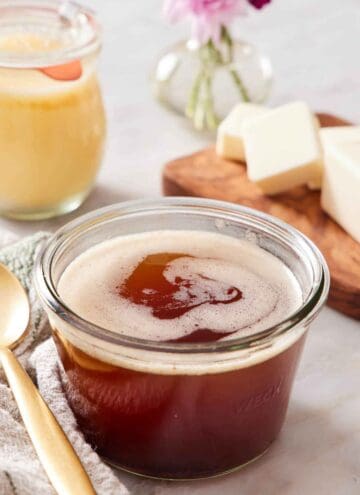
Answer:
[{"left": 0, "top": 263, "right": 96, "bottom": 495}]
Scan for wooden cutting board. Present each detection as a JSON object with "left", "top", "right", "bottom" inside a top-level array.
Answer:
[{"left": 163, "top": 114, "right": 360, "bottom": 320}]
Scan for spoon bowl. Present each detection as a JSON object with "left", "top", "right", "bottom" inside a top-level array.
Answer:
[
  {"left": 0, "top": 263, "right": 29, "bottom": 348},
  {"left": 0, "top": 262, "right": 96, "bottom": 495}
]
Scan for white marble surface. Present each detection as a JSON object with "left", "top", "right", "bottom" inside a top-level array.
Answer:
[{"left": 1, "top": 0, "right": 359, "bottom": 493}]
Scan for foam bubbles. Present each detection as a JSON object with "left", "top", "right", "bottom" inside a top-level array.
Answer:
[{"left": 58, "top": 231, "right": 303, "bottom": 343}]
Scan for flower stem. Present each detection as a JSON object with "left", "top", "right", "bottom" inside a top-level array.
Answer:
[
  {"left": 185, "top": 26, "right": 251, "bottom": 130},
  {"left": 222, "top": 26, "right": 251, "bottom": 103},
  {"left": 185, "top": 70, "right": 204, "bottom": 119},
  {"left": 204, "top": 72, "right": 219, "bottom": 130},
  {"left": 187, "top": 41, "right": 221, "bottom": 130},
  {"left": 229, "top": 68, "right": 251, "bottom": 102}
]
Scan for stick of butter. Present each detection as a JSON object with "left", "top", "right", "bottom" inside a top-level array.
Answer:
[
  {"left": 321, "top": 125, "right": 360, "bottom": 147},
  {"left": 321, "top": 141, "right": 360, "bottom": 243},
  {"left": 216, "top": 103, "right": 268, "bottom": 161},
  {"left": 243, "top": 101, "right": 323, "bottom": 195},
  {"left": 309, "top": 126, "right": 360, "bottom": 190}
]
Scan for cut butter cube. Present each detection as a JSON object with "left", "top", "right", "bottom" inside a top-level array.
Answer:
[
  {"left": 309, "top": 126, "right": 360, "bottom": 190},
  {"left": 321, "top": 125, "right": 360, "bottom": 147},
  {"left": 321, "top": 141, "right": 360, "bottom": 243},
  {"left": 216, "top": 103, "right": 268, "bottom": 161},
  {"left": 243, "top": 102, "right": 323, "bottom": 195}
]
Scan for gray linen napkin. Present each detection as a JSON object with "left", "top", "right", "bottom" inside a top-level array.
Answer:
[{"left": 0, "top": 232, "right": 156, "bottom": 495}]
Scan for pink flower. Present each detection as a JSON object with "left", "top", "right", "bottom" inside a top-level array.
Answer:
[
  {"left": 163, "top": 0, "right": 247, "bottom": 45},
  {"left": 248, "top": 0, "right": 271, "bottom": 9}
]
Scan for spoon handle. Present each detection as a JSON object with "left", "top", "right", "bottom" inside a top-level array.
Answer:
[{"left": 0, "top": 347, "right": 96, "bottom": 495}]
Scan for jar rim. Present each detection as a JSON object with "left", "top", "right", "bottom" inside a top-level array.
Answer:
[
  {"left": 0, "top": 0, "right": 101, "bottom": 68},
  {"left": 34, "top": 198, "right": 330, "bottom": 355}
]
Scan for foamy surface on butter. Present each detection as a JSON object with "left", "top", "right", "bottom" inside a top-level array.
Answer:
[
  {"left": 58, "top": 231, "right": 303, "bottom": 343},
  {"left": 0, "top": 32, "right": 92, "bottom": 95}
]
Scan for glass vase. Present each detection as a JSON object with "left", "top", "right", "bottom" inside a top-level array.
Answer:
[{"left": 151, "top": 38, "right": 273, "bottom": 131}]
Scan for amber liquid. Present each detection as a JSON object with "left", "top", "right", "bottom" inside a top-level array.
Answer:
[
  {"left": 55, "top": 252, "right": 306, "bottom": 479},
  {"left": 118, "top": 252, "right": 242, "bottom": 342}
]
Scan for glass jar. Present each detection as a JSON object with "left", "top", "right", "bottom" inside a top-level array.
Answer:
[
  {"left": 34, "top": 198, "right": 329, "bottom": 480},
  {"left": 0, "top": 1, "right": 106, "bottom": 220}
]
